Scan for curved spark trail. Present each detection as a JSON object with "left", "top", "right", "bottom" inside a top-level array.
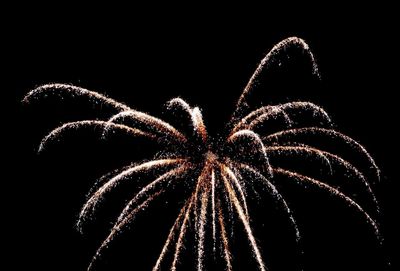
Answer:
[{"left": 24, "top": 37, "right": 382, "bottom": 270}]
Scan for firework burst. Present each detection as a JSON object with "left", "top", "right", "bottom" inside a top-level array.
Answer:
[{"left": 24, "top": 37, "right": 382, "bottom": 270}]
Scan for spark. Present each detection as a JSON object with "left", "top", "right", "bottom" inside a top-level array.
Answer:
[
  {"left": 211, "top": 169, "right": 217, "bottom": 253},
  {"left": 192, "top": 107, "right": 208, "bottom": 143},
  {"left": 152, "top": 198, "right": 193, "bottom": 271},
  {"left": 87, "top": 166, "right": 189, "bottom": 271},
  {"left": 38, "top": 120, "right": 153, "bottom": 152},
  {"left": 25, "top": 36, "right": 382, "bottom": 270},
  {"left": 23, "top": 83, "right": 131, "bottom": 111},
  {"left": 170, "top": 197, "right": 193, "bottom": 271},
  {"left": 77, "top": 158, "right": 184, "bottom": 231},
  {"left": 221, "top": 168, "right": 266, "bottom": 271},
  {"left": 273, "top": 168, "right": 382, "bottom": 243},
  {"left": 218, "top": 201, "right": 232, "bottom": 271},
  {"left": 197, "top": 187, "right": 209, "bottom": 271},
  {"left": 104, "top": 109, "right": 187, "bottom": 143},
  {"left": 264, "top": 127, "right": 381, "bottom": 182},
  {"left": 234, "top": 37, "right": 320, "bottom": 120}
]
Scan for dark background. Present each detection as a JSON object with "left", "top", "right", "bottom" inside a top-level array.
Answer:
[{"left": 9, "top": 7, "right": 398, "bottom": 271}]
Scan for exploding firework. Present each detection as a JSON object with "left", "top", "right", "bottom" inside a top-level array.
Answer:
[{"left": 24, "top": 37, "right": 382, "bottom": 270}]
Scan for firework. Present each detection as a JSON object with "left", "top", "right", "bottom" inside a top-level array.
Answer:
[{"left": 24, "top": 37, "right": 382, "bottom": 270}]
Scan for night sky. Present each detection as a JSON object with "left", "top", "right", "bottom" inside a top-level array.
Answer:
[{"left": 10, "top": 8, "right": 398, "bottom": 271}]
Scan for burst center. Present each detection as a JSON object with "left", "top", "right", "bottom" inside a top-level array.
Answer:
[{"left": 205, "top": 151, "right": 218, "bottom": 165}]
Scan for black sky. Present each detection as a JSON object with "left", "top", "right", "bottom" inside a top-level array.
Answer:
[{"left": 9, "top": 7, "right": 398, "bottom": 271}]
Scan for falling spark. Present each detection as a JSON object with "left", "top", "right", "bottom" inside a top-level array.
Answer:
[
  {"left": 24, "top": 36, "right": 382, "bottom": 270},
  {"left": 221, "top": 169, "right": 266, "bottom": 271},
  {"left": 77, "top": 158, "right": 184, "bottom": 231},
  {"left": 38, "top": 120, "right": 153, "bottom": 153},
  {"left": 234, "top": 37, "right": 320, "bottom": 121},
  {"left": 197, "top": 187, "right": 209, "bottom": 271},
  {"left": 211, "top": 169, "right": 217, "bottom": 253},
  {"left": 273, "top": 168, "right": 382, "bottom": 243},
  {"left": 265, "top": 145, "right": 380, "bottom": 214},
  {"left": 152, "top": 198, "right": 193, "bottom": 271},
  {"left": 22, "top": 83, "right": 131, "bottom": 111},
  {"left": 87, "top": 166, "right": 189, "bottom": 271},
  {"left": 218, "top": 201, "right": 232, "bottom": 271},
  {"left": 170, "top": 197, "right": 193, "bottom": 271},
  {"left": 224, "top": 166, "right": 250, "bottom": 218},
  {"left": 236, "top": 163, "right": 301, "bottom": 243},
  {"left": 264, "top": 127, "right": 381, "bottom": 182},
  {"left": 104, "top": 110, "right": 187, "bottom": 143},
  {"left": 87, "top": 190, "right": 162, "bottom": 271}
]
